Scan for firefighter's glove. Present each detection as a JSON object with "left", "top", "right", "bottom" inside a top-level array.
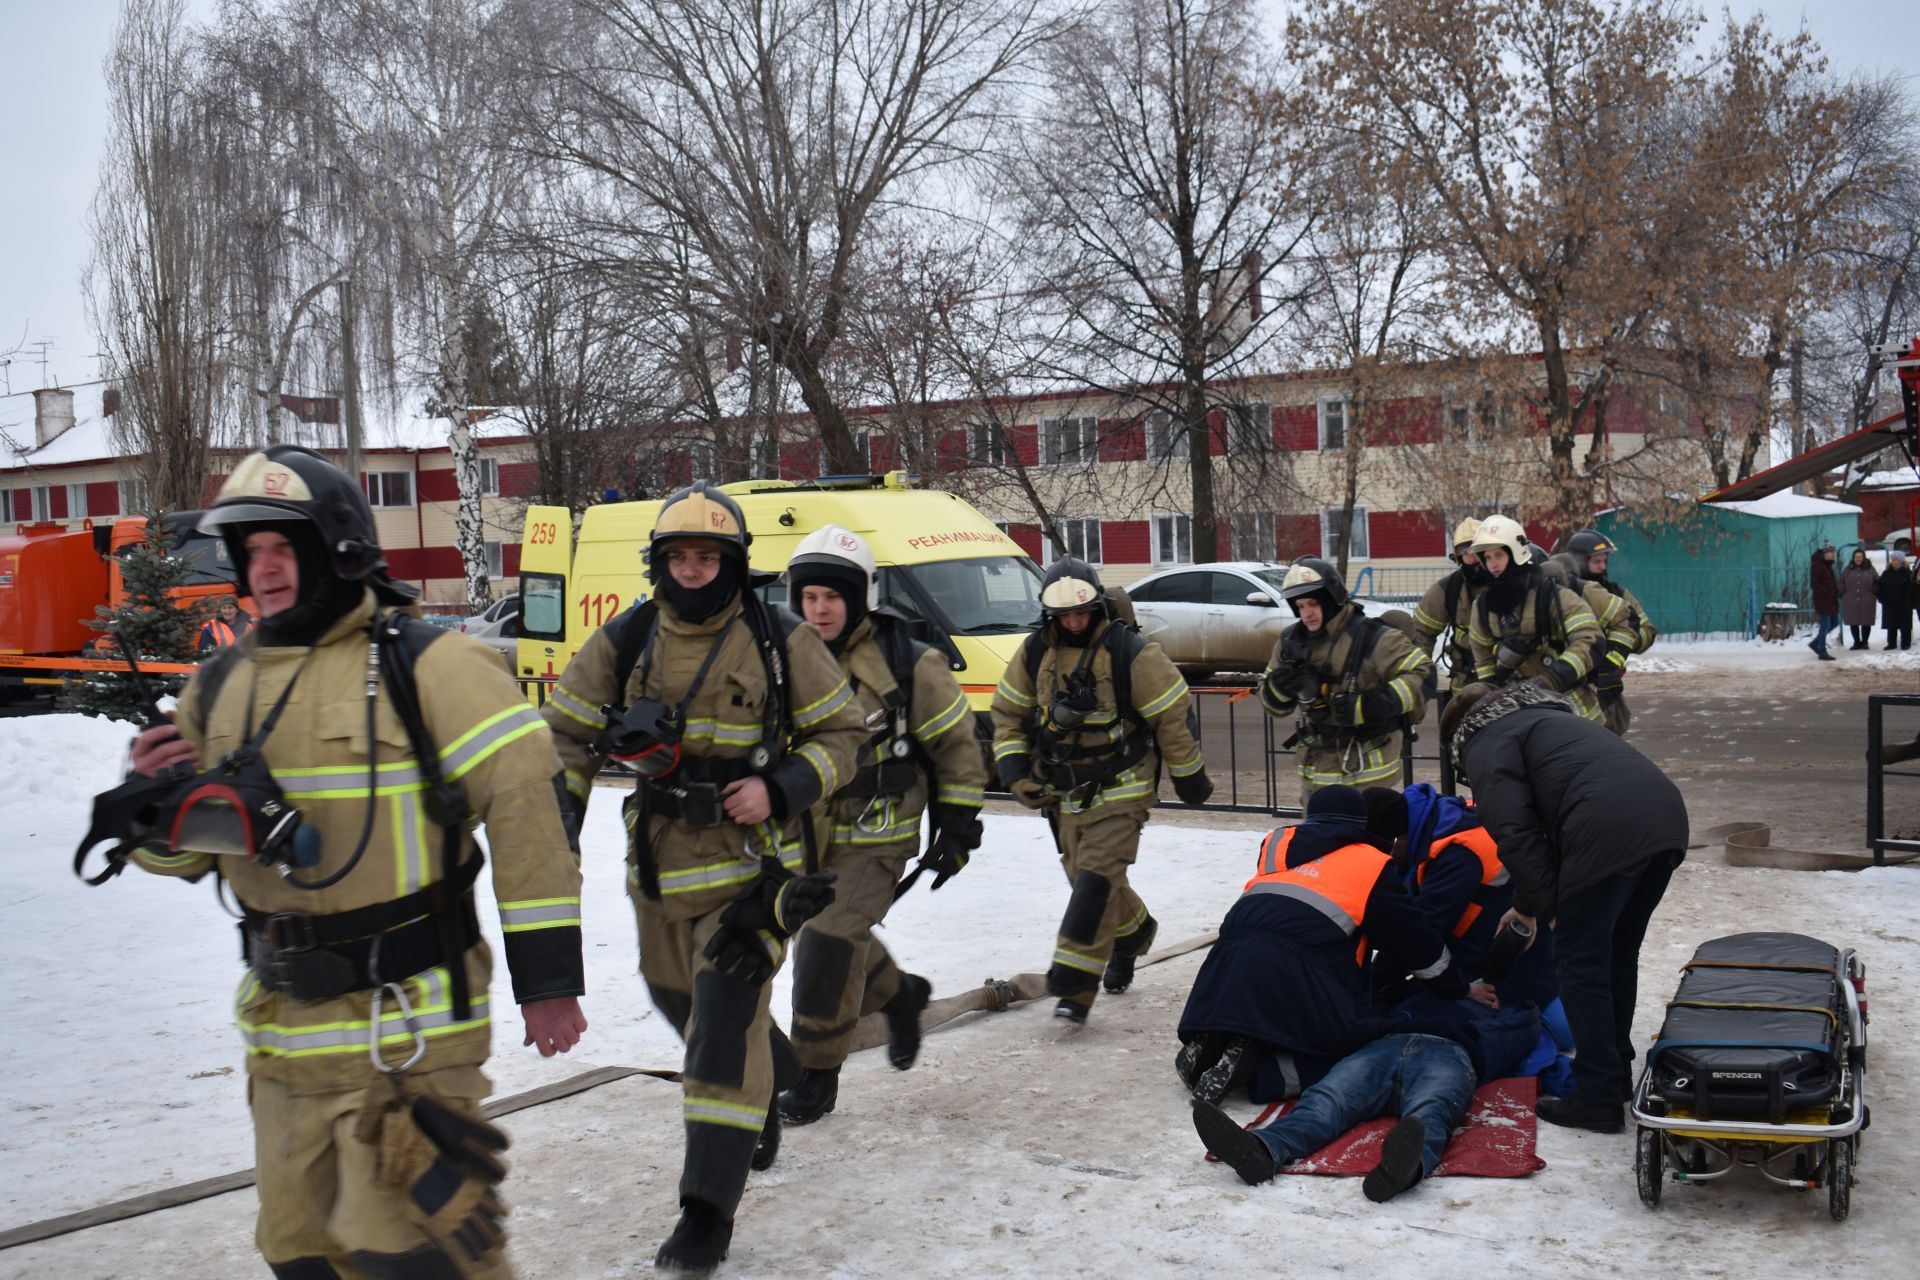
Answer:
[
  {"left": 719, "top": 863, "right": 840, "bottom": 941},
  {"left": 1263, "top": 661, "right": 1310, "bottom": 704},
  {"left": 1494, "top": 633, "right": 1538, "bottom": 671},
  {"left": 995, "top": 752, "right": 1033, "bottom": 792},
  {"left": 924, "top": 805, "right": 983, "bottom": 889},
  {"left": 1538, "top": 657, "right": 1581, "bottom": 693},
  {"left": 704, "top": 924, "right": 782, "bottom": 986},
  {"left": 399, "top": 1095, "right": 510, "bottom": 1269},
  {"left": 1171, "top": 770, "right": 1214, "bottom": 808},
  {"left": 1331, "top": 689, "right": 1400, "bottom": 728},
  {"left": 1009, "top": 778, "right": 1051, "bottom": 809}
]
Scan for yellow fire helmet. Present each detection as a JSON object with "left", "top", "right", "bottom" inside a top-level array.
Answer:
[
  {"left": 1279, "top": 556, "right": 1349, "bottom": 608},
  {"left": 646, "top": 482, "right": 751, "bottom": 579},
  {"left": 1470, "top": 514, "right": 1531, "bottom": 565},
  {"left": 1038, "top": 555, "right": 1105, "bottom": 616},
  {"left": 1450, "top": 516, "right": 1483, "bottom": 559}
]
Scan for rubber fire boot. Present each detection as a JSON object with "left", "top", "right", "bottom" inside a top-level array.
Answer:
[
  {"left": 655, "top": 1198, "right": 733, "bottom": 1274},
  {"left": 1362, "top": 1116, "right": 1428, "bottom": 1203},
  {"left": 1103, "top": 915, "right": 1158, "bottom": 994},
  {"left": 1191, "top": 1099, "right": 1277, "bottom": 1185},
  {"left": 883, "top": 974, "right": 932, "bottom": 1070},
  {"left": 751, "top": 1106, "right": 781, "bottom": 1171},
  {"left": 777, "top": 1067, "right": 840, "bottom": 1125},
  {"left": 1536, "top": 1093, "right": 1624, "bottom": 1134},
  {"left": 268, "top": 1262, "right": 343, "bottom": 1280},
  {"left": 1053, "top": 997, "right": 1090, "bottom": 1024},
  {"left": 1191, "top": 1035, "right": 1252, "bottom": 1105}
]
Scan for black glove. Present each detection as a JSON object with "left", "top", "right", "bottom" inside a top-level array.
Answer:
[
  {"left": 1330, "top": 688, "right": 1400, "bottom": 728},
  {"left": 996, "top": 751, "right": 1033, "bottom": 791},
  {"left": 402, "top": 1095, "right": 511, "bottom": 1268},
  {"left": 924, "top": 804, "right": 983, "bottom": 889},
  {"left": 1539, "top": 657, "right": 1580, "bottom": 692},
  {"left": 1263, "top": 661, "right": 1310, "bottom": 703},
  {"left": 1171, "top": 771, "right": 1214, "bottom": 807},
  {"left": 717, "top": 860, "right": 839, "bottom": 938},
  {"left": 1494, "top": 632, "right": 1539, "bottom": 670},
  {"left": 704, "top": 924, "right": 780, "bottom": 986}
]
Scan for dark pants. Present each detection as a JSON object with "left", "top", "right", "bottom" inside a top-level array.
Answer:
[
  {"left": 1549, "top": 852, "right": 1680, "bottom": 1107},
  {"left": 1812, "top": 613, "right": 1838, "bottom": 655},
  {"left": 1886, "top": 617, "right": 1912, "bottom": 649},
  {"left": 1251, "top": 1034, "right": 1476, "bottom": 1176},
  {"left": 1849, "top": 625, "right": 1870, "bottom": 647}
]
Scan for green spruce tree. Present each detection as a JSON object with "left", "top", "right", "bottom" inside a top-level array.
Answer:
[{"left": 60, "top": 517, "right": 212, "bottom": 723}]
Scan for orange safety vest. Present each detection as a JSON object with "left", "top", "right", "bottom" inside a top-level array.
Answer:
[
  {"left": 1244, "top": 826, "right": 1391, "bottom": 967},
  {"left": 200, "top": 618, "right": 237, "bottom": 649},
  {"left": 1414, "top": 823, "right": 1508, "bottom": 937}
]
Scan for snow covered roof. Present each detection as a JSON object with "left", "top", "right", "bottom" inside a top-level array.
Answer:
[
  {"left": 1713, "top": 489, "right": 1862, "bottom": 519},
  {"left": 0, "top": 403, "right": 119, "bottom": 468}
]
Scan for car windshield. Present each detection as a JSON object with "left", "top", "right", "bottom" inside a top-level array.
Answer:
[
  {"left": 885, "top": 555, "right": 1041, "bottom": 635},
  {"left": 1251, "top": 568, "right": 1291, "bottom": 592}
]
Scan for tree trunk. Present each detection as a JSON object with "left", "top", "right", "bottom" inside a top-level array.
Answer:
[
  {"left": 1184, "top": 374, "right": 1216, "bottom": 564},
  {"left": 441, "top": 323, "right": 493, "bottom": 610},
  {"left": 770, "top": 327, "right": 862, "bottom": 475},
  {"left": 1538, "top": 319, "right": 1586, "bottom": 535}
]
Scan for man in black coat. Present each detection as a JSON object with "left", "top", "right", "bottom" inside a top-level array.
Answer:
[{"left": 1439, "top": 681, "right": 1688, "bottom": 1133}]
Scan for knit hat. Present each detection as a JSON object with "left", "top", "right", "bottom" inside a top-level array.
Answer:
[
  {"left": 1362, "top": 788, "right": 1409, "bottom": 841},
  {"left": 1305, "top": 784, "right": 1369, "bottom": 827},
  {"left": 1443, "top": 681, "right": 1573, "bottom": 774}
]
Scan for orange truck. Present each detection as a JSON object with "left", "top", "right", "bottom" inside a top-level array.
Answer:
[{"left": 0, "top": 512, "right": 241, "bottom": 702}]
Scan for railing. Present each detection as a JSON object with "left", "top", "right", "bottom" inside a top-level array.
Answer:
[{"left": 1867, "top": 693, "right": 1920, "bottom": 866}]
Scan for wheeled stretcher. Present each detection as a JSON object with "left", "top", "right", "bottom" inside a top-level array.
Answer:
[{"left": 1630, "top": 931, "right": 1868, "bottom": 1220}]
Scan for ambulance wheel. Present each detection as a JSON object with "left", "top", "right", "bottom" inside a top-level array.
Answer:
[
  {"left": 1828, "top": 1139, "right": 1853, "bottom": 1222},
  {"left": 1636, "top": 1127, "right": 1662, "bottom": 1207}
]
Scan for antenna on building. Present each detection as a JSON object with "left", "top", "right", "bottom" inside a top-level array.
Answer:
[{"left": 30, "top": 340, "right": 54, "bottom": 388}]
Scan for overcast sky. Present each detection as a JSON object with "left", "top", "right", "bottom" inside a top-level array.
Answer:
[{"left": 2, "top": 0, "right": 1916, "bottom": 403}]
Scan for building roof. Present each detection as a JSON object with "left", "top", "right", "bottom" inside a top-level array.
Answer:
[{"left": 1714, "top": 490, "right": 1862, "bottom": 519}]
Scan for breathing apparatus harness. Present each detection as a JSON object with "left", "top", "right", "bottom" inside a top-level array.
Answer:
[
  {"left": 1281, "top": 609, "right": 1407, "bottom": 767},
  {"left": 833, "top": 612, "right": 936, "bottom": 840},
  {"left": 1025, "top": 616, "right": 1150, "bottom": 806}
]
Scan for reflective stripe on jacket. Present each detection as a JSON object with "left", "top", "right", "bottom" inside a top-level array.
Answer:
[
  {"left": 1416, "top": 823, "right": 1508, "bottom": 937},
  {"left": 1244, "top": 828, "right": 1391, "bottom": 966}
]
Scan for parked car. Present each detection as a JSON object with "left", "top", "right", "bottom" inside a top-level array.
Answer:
[
  {"left": 459, "top": 595, "right": 522, "bottom": 657},
  {"left": 1124, "top": 560, "right": 1293, "bottom": 681},
  {"left": 1884, "top": 523, "right": 1915, "bottom": 554}
]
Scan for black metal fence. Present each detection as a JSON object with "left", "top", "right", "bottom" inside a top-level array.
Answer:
[{"left": 1868, "top": 693, "right": 1920, "bottom": 866}]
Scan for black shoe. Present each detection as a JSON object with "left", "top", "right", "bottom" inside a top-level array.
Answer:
[
  {"left": 1191, "top": 1035, "right": 1252, "bottom": 1105},
  {"left": 1191, "top": 1099, "right": 1276, "bottom": 1185},
  {"left": 1046, "top": 963, "right": 1100, "bottom": 999},
  {"left": 655, "top": 1199, "right": 732, "bottom": 1274},
  {"left": 1362, "top": 1116, "right": 1428, "bottom": 1203},
  {"left": 750, "top": 1106, "right": 781, "bottom": 1171},
  {"left": 1175, "top": 1032, "right": 1229, "bottom": 1089},
  {"left": 882, "top": 974, "right": 932, "bottom": 1070},
  {"left": 1818, "top": 652, "right": 1836, "bottom": 661},
  {"left": 1536, "top": 1093, "right": 1624, "bottom": 1134},
  {"left": 1053, "top": 999, "right": 1089, "bottom": 1024},
  {"left": 1103, "top": 916, "right": 1159, "bottom": 994},
  {"left": 777, "top": 1067, "right": 840, "bottom": 1125}
]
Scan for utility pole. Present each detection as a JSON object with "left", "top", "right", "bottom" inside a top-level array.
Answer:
[{"left": 340, "top": 279, "right": 364, "bottom": 483}]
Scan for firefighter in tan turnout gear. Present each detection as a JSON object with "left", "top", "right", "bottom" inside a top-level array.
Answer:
[
  {"left": 1465, "top": 515, "right": 1606, "bottom": 722},
  {"left": 539, "top": 483, "right": 864, "bottom": 1275},
  {"left": 121, "top": 446, "right": 588, "bottom": 1280},
  {"left": 1410, "top": 518, "right": 1493, "bottom": 691},
  {"left": 775, "top": 525, "right": 987, "bottom": 1125},
  {"left": 991, "top": 557, "right": 1212, "bottom": 1024},
  {"left": 1562, "top": 529, "right": 1656, "bottom": 736},
  {"left": 1259, "top": 557, "right": 1432, "bottom": 800}
]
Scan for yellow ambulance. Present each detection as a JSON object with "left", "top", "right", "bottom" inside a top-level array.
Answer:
[{"left": 514, "top": 472, "right": 1040, "bottom": 713}]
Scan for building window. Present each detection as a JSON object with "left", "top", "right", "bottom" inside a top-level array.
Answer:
[
  {"left": 1041, "top": 416, "right": 1097, "bottom": 466},
  {"left": 970, "top": 421, "right": 1008, "bottom": 467},
  {"left": 477, "top": 457, "right": 500, "bottom": 496},
  {"left": 689, "top": 441, "right": 716, "bottom": 483},
  {"left": 485, "top": 540, "right": 504, "bottom": 579},
  {"left": 364, "top": 471, "right": 414, "bottom": 508},
  {"left": 1147, "top": 410, "right": 1189, "bottom": 462},
  {"left": 750, "top": 436, "right": 777, "bottom": 478},
  {"left": 1321, "top": 505, "right": 1370, "bottom": 561},
  {"left": 1, "top": 489, "right": 10, "bottom": 523},
  {"left": 1229, "top": 510, "right": 1275, "bottom": 561},
  {"left": 1152, "top": 512, "right": 1193, "bottom": 565},
  {"left": 1227, "top": 402, "right": 1272, "bottom": 456},
  {"left": 119, "top": 476, "right": 151, "bottom": 516},
  {"left": 1047, "top": 518, "right": 1103, "bottom": 565},
  {"left": 849, "top": 431, "right": 871, "bottom": 472},
  {"left": 1318, "top": 398, "right": 1348, "bottom": 450},
  {"left": 66, "top": 483, "right": 88, "bottom": 520},
  {"left": 1448, "top": 395, "right": 1506, "bottom": 443},
  {"left": 30, "top": 486, "right": 51, "bottom": 521}
]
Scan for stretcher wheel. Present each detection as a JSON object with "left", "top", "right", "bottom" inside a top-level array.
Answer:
[
  {"left": 1828, "top": 1139, "right": 1853, "bottom": 1222},
  {"left": 1636, "top": 1127, "right": 1662, "bottom": 1207}
]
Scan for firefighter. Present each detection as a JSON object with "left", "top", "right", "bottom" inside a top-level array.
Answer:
[
  {"left": 991, "top": 556, "right": 1212, "bottom": 1024},
  {"left": 775, "top": 525, "right": 987, "bottom": 1125},
  {"left": 1409, "top": 518, "right": 1491, "bottom": 693},
  {"left": 1258, "top": 557, "right": 1431, "bottom": 800},
  {"left": 125, "top": 445, "right": 588, "bottom": 1280},
  {"left": 1563, "top": 529, "right": 1656, "bottom": 736},
  {"left": 1464, "top": 516, "right": 1605, "bottom": 723},
  {"left": 539, "top": 483, "right": 863, "bottom": 1275}
]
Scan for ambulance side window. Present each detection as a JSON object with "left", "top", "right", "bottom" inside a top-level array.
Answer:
[{"left": 875, "top": 567, "right": 928, "bottom": 622}]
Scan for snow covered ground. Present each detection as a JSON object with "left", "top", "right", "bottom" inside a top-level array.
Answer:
[{"left": 2, "top": 712, "right": 1915, "bottom": 1277}]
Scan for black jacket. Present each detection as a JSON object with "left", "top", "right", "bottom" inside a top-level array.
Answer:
[
  {"left": 1878, "top": 565, "right": 1913, "bottom": 623},
  {"left": 1457, "top": 706, "right": 1688, "bottom": 918}
]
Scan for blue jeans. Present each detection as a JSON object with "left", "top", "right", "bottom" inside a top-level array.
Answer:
[
  {"left": 1813, "top": 613, "right": 1839, "bottom": 654},
  {"left": 1252, "top": 1034, "right": 1476, "bottom": 1176}
]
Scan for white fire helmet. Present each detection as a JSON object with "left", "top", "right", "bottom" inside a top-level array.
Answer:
[
  {"left": 1470, "top": 514, "right": 1532, "bottom": 565},
  {"left": 786, "top": 523, "right": 879, "bottom": 611}
]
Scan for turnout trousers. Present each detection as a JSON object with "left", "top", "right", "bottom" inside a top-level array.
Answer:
[
  {"left": 789, "top": 837, "right": 913, "bottom": 1070},
  {"left": 1051, "top": 807, "right": 1152, "bottom": 1015},
  {"left": 632, "top": 885, "right": 801, "bottom": 1219},
  {"left": 252, "top": 1065, "right": 511, "bottom": 1278}
]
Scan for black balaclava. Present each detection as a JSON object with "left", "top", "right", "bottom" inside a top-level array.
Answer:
[
  {"left": 657, "top": 549, "right": 742, "bottom": 624},
  {"left": 790, "top": 563, "right": 868, "bottom": 655},
  {"left": 1287, "top": 589, "right": 1338, "bottom": 629},
  {"left": 1482, "top": 557, "right": 1538, "bottom": 618},
  {"left": 1460, "top": 559, "right": 1492, "bottom": 588},
  {"left": 245, "top": 521, "right": 364, "bottom": 647}
]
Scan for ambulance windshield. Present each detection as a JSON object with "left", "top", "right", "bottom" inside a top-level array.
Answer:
[{"left": 880, "top": 555, "right": 1041, "bottom": 635}]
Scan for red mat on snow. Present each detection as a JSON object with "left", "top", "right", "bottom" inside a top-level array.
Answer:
[{"left": 1205, "top": 1076, "right": 1545, "bottom": 1178}]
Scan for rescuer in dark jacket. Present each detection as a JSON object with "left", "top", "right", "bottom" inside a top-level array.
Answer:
[{"left": 1440, "top": 681, "right": 1688, "bottom": 1133}]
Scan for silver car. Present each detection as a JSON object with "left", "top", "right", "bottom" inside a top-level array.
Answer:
[
  {"left": 1124, "top": 561, "right": 1293, "bottom": 681},
  {"left": 459, "top": 594, "right": 522, "bottom": 658}
]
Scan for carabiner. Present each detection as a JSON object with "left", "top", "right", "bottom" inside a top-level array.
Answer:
[
  {"left": 856, "top": 793, "right": 896, "bottom": 835},
  {"left": 367, "top": 936, "right": 427, "bottom": 1075}
]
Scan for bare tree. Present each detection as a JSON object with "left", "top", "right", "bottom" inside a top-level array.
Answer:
[
  {"left": 1016, "top": 0, "right": 1313, "bottom": 564},
  {"left": 87, "top": 0, "right": 234, "bottom": 512}
]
